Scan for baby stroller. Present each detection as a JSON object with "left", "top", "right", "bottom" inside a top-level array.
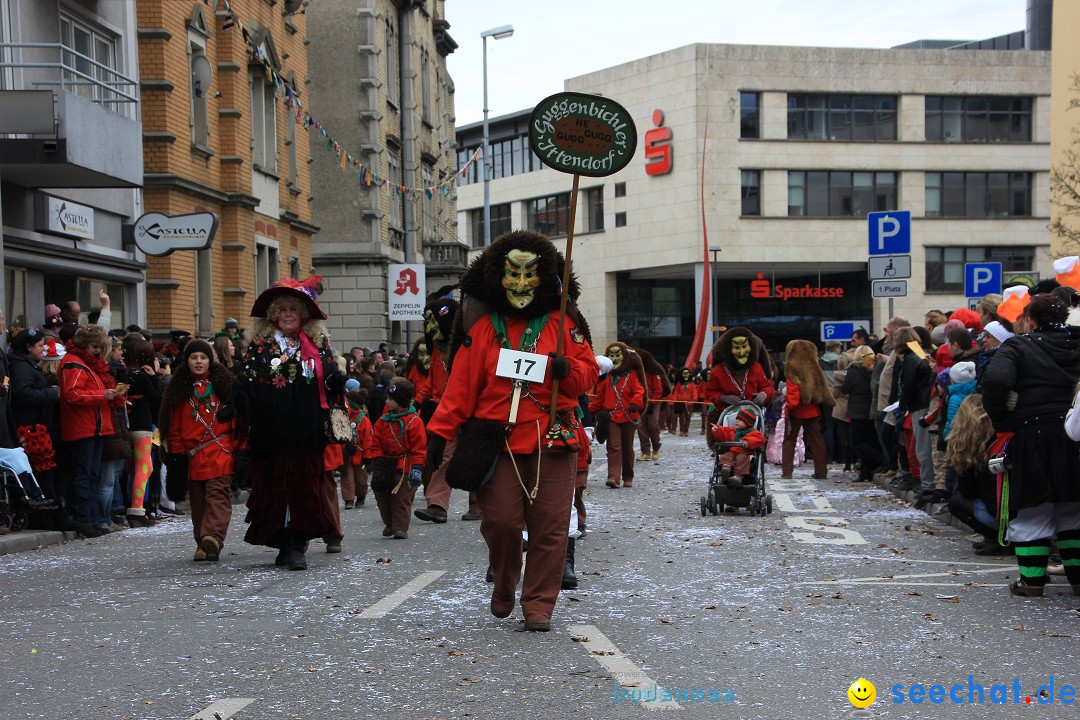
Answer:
[
  {"left": 700, "top": 402, "right": 772, "bottom": 516},
  {"left": 0, "top": 446, "right": 55, "bottom": 530}
]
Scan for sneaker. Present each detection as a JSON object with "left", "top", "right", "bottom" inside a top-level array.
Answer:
[
  {"left": 637, "top": 452, "right": 651, "bottom": 462},
  {"left": 1009, "top": 578, "right": 1045, "bottom": 597},
  {"left": 126, "top": 513, "right": 156, "bottom": 528},
  {"left": 343, "top": 500, "right": 355, "bottom": 510},
  {"left": 393, "top": 530, "right": 408, "bottom": 539},
  {"left": 193, "top": 546, "right": 207, "bottom": 561},
  {"left": 1048, "top": 563, "right": 1065, "bottom": 576},
  {"left": 326, "top": 543, "right": 342, "bottom": 553},
  {"left": 650, "top": 451, "right": 660, "bottom": 461},
  {"left": 382, "top": 525, "right": 393, "bottom": 537},
  {"left": 159, "top": 506, "right": 186, "bottom": 516},
  {"left": 895, "top": 475, "right": 919, "bottom": 492},
  {"left": 461, "top": 510, "right": 483, "bottom": 521},
  {"left": 974, "top": 541, "right": 1013, "bottom": 556},
  {"left": 413, "top": 506, "right": 448, "bottom": 523}
]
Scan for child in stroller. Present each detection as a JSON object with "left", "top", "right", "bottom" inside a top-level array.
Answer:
[
  {"left": 701, "top": 402, "right": 772, "bottom": 516},
  {"left": 710, "top": 406, "right": 765, "bottom": 486}
]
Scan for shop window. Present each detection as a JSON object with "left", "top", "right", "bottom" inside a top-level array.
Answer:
[
  {"left": 528, "top": 193, "right": 571, "bottom": 237},
  {"left": 585, "top": 187, "right": 604, "bottom": 231},
  {"left": 788, "top": 171, "right": 897, "bottom": 217},
  {"left": 740, "top": 92, "right": 760, "bottom": 139},
  {"left": 925, "top": 96, "right": 1032, "bottom": 142},
  {"left": 925, "top": 172, "right": 1031, "bottom": 217},
  {"left": 925, "top": 246, "right": 1033, "bottom": 293},
  {"left": 787, "top": 94, "right": 897, "bottom": 141},
  {"left": 741, "top": 170, "right": 761, "bottom": 216}
]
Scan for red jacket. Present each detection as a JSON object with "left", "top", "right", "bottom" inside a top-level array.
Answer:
[
  {"left": 785, "top": 378, "right": 821, "bottom": 419},
  {"left": 427, "top": 345, "right": 450, "bottom": 403},
  {"left": 166, "top": 395, "right": 236, "bottom": 481},
  {"left": 645, "top": 373, "right": 663, "bottom": 408},
  {"left": 710, "top": 425, "right": 766, "bottom": 454},
  {"left": 369, "top": 410, "right": 427, "bottom": 470},
  {"left": 704, "top": 363, "right": 773, "bottom": 409},
  {"left": 671, "top": 381, "right": 699, "bottom": 404},
  {"left": 428, "top": 312, "right": 598, "bottom": 454},
  {"left": 406, "top": 366, "right": 430, "bottom": 404},
  {"left": 59, "top": 357, "right": 119, "bottom": 441},
  {"left": 589, "top": 371, "right": 646, "bottom": 424},
  {"left": 346, "top": 405, "right": 374, "bottom": 465}
]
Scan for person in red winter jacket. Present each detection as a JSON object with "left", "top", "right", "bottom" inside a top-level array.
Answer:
[
  {"left": 589, "top": 342, "right": 647, "bottom": 488},
  {"left": 710, "top": 406, "right": 765, "bottom": 485}
]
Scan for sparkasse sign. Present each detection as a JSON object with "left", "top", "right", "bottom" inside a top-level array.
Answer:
[{"left": 133, "top": 212, "right": 218, "bottom": 256}]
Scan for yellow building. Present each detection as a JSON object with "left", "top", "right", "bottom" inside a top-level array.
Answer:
[
  {"left": 1050, "top": 0, "right": 1080, "bottom": 257},
  {"left": 137, "top": 0, "right": 316, "bottom": 336}
]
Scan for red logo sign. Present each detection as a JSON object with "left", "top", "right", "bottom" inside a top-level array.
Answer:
[
  {"left": 644, "top": 109, "right": 672, "bottom": 176},
  {"left": 750, "top": 272, "right": 845, "bottom": 301},
  {"left": 394, "top": 268, "right": 419, "bottom": 296}
]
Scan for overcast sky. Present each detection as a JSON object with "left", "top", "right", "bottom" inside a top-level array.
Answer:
[{"left": 445, "top": 0, "right": 1027, "bottom": 127}]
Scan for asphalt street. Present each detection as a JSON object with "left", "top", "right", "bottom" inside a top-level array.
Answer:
[{"left": 1, "top": 431, "right": 1078, "bottom": 720}]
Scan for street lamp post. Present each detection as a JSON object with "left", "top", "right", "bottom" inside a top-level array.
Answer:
[
  {"left": 709, "top": 246, "right": 723, "bottom": 344},
  {"left": 481, "top": 24, "right": 514, "bottom": 247}
]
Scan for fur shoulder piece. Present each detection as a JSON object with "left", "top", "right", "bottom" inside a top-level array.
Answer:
[
  {"left": 784, "top": 339, "right": 834, "bottom": 407},
  {"left": 637, "top": 348, "right": 671, "bottom": 396}
]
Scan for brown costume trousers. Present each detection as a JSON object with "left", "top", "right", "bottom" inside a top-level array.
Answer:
[
  {"left": 322, "top": 473, "right": 344, "bottom": 544},
  {"left": 782, "top": 413, "right": 828, "bottom": 479},
  {"left": 190, "top": 475, "right": 233, "bottom": 545},
  {"left": 606, "top": 421, "right": 637, "bottom": 486},
  {"left": 718, "top": 451, "right": 752, "bottom": 477},
  {"left": 340, "top": 462, "right": 368, "bottom": 504},
  {"left": 662, "top": 403, "right": 675, "bottom": 433},
  {"left": 375, "top": 482, "right": 417, "bottom": 533},
  {"left": 637, "top": 406, "right": 662, "bottom": 455},
  {"left": 574, "top": 467, "right": 588, "bottom": 527},
  {"left": 675, "top": 407, "right": 691, "bottom": 435},
  {"left": 479, "top": 450, "right": 574, "bottom": 622},
  {"left": 422, "top": 436, "right": 481, "bottom": 516}
]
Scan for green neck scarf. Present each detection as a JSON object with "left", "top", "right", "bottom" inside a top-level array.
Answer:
[
  {"left": 490, "top": 312, "right": 550, "bottom": 353},
  {"left": 381, "top": 404, "right": 416, "bottom": 433}
]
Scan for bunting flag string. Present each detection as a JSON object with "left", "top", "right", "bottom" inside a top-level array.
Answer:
[{"left": 202, "top": 0, "right": 481, "bottom": 198}]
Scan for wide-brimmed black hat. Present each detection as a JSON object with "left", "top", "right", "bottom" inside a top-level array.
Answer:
[{"left": 249, "top": 275, "right": 327, "bottom": 321}]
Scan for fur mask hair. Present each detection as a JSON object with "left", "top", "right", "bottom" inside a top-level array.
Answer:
[
  {"left": 636, "top": 347, "right": 671, "bottom": 397},
  {"left": 711, "top": 326, "right": 772, "bottom": 379},
  {"left": 423, "top": 297, "right": 459, "bottom": 348},
  {"left": 783, "top": 339, "right": 835, "bottom": 408},
  {"left": 157, "top": 361, "right": 235, "bottom": 440},
  {"left": 455, "top": 230, "right": 580, "bottom": 319},
  {"left": 606, "top": 341, "right": 648, "bottom": 386},
  {"left": 404, "top": 337, "right": 430, "bottom": 378}
]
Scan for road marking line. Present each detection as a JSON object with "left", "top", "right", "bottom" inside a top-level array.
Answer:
[
  {"left": 796, "top": 566, "right": 1010, "bottom": 586},
  {"left": 188, "top": 698, "right": 255, "bottom": 720},
  {"left": 355, "top": 570, "right": 446, "bottom": 618},
  {"left": 568, "top": 624, "right": 681, "bottom": 711},
  {"left": 821, "top": 553, "right": 1014, "bottom": 567}
]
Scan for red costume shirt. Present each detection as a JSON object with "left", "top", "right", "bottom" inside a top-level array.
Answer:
[
  {"left": 427, "top": 345, "right": 450, "bottom": 403},
  {"left": 704, "top": 363, "right": 774, "bottom": 409},
  {"left": 428, "top": 312, "right": 598, "bottom": 454},
  {"left": 346, "top": 404, "right": 374, "bottom": 465},
  {"left": 167, "top": 394, "right": 236, "bottom": 481},
  {"left": 645, "top": 373, "right": 663, "bottom": 407},
  {"left": 589, "top": 371, "right": 646, "bottom": 424},
  {"left": 369, "top": 410, "right": 427, "bottom": 470},
  {"left": 406, "top": 366, "right": 430, "bottom": 405},
  {"left": 785, "top": 378, "right": 821, "bottom": 419},
  {"left": 710, "top": 425, "right": 766, "bottom": 454},
  {"left": 671, "top": 381, "right": 699, "bottom": 404}
]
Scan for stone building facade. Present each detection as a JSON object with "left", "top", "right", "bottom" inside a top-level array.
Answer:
[
  {"left": 307, "top": 0, "right": 458, "bottom": 354},
  {"left": 137, "top": 0, "right": 316, "bottom": 337}
]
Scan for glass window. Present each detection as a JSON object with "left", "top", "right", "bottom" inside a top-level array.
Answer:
[
  {"left": 925, "top": 172, "right": 1032, "bottom": 217},
  {"left": 387, "top": 149, "right": 401, "bottom": 230},
  {"left": 420, "top": 46, "right": 431, "bottom": 122},
  {"left": 740, "top": 92, "right": 759, "bottom": 139},
  {"left": 925, "top": 246, "right": 1034, "bottom": 292},
  {"left": 385, "top": 19, "right": 398, "bottom": 106},
  {"left": 77, "top": 279, "right": 125, "bottom": 330},
  {"left": 4, "top": 267, "right": 28, "bottom": 332},
  {"left": 615, "top": 212, "right": 627, "bottom": 228},
  {"left": 59, "top": 12, "right": 119, "bottom": 107},
  {"left": 250, "top": 67, "right": 277, "bottom": 173},
  {"left": 788, "top": 170, "right": 896, "bottom": 216},
  {"left": 585, "top": 187, "right": 604, "bottom": 231},
  {"left": 422, "top": 165, "right": 434, "bottom": 241},
  {"left": 469, "top": 204, "right": 511, "bottom": 248},
  {"left": 614, "top": 182, "right": 627, "bottom": 198},
  {"left": 788, "top": 94, "right": 897, "bottom": 141},
  {"left": 190, "top": 44, "right": 209, "bottom": 148},
  {"left": 741, "top": 170, "right": 760, "bottom": 216},
  {"left": 528, "top": 194, "right": 571, "bottom": 237},
  {"left": 924, "top": 96, "right": 1032, "bottom": 142}
]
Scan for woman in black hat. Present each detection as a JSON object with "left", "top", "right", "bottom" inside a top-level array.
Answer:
[{"left": 220, "top": 276, "right": 344, "bottom": 570}]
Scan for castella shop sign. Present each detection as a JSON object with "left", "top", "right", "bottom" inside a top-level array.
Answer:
[
  {"left": 131, "top": 212, "right": 218, "bottom": 257},
  {"left": 528, "top": 92, "right": 637, "bottom": 177}
]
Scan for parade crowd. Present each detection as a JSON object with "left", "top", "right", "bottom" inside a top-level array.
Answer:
[{"left": 2, "top": 236, "right": 1079, "bottom": 629}]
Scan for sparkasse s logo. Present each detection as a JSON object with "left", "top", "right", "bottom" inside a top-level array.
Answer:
[{"left": 750, "top": 272, "right": 772, "bottom": 298}]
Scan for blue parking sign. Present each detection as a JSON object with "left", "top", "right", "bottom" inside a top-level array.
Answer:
[
  {"left": 965, "top": 262, "right": 1002, "bottom": 298},
  {"left": 867, "top": 211, "right": 911, "bottom": 256}
]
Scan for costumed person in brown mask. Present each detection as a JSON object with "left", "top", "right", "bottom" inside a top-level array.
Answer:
[
  {"left": 589, "top": 342, "right": 647, "bottom": 488},
  {"left": 404, "top": 338, "right": 431, "bottom": 407},
  {"left": 414, "top": 297, "right": 483, "bottom": 523},
  {"left": 703, "top": 327, "right": 775, "bottom": 442},
  {"left": 671, "top": 367, "right": 699, "bottom": 436},
  {"left": 219, "top": 276, "right": 345, "bottom": 570},
  {"left": 635, "top": 348, "right": 669, "bottom": 461},
  {"left": 781, "top": 339, "right": 835, "bottom": 480},
  {"left": 426, "top": 230, "right": 598, "bottom": 632}
]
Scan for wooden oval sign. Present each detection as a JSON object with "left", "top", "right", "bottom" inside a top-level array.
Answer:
[{"left": 528, "top": 92, "right": 638, "bottom": 177}]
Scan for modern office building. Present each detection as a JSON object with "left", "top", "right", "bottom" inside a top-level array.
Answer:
[
  {"left": 136, "top": 0, "right": 316, "bottom": 336},
  {"left": 307, "top": 0, "right": 459, "bottom": 352},
  {"left": 0, "top": 0, "right": 144, "bottom": 330},
  {"left": 457, "top": 36, "right": 1051, "bottom": 362}
]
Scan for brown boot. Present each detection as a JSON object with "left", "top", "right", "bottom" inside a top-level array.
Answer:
[
  {"left": 199, "top": 536, "right": 222, "bottom": 562},
  {"left": 623, "top": 479, "right": 633, "bottom": 489}
]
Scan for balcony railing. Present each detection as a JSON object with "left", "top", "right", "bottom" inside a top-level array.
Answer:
[
  {"left": 423, "top": 240, "right": 469, "bottom": 270},
  {"left": 0, "top": 42, "right": 138, "bottom": 118}
]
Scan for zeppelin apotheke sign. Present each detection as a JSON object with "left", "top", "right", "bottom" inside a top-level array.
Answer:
[
  {"left": 133, "top": 212, "right": 218, "bottom": 256},
  {"left": 528, "top": 92, "right": 637, "bottom": 177}
]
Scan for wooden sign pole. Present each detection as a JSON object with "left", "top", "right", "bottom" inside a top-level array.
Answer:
[{"left": 548, "top": 172, "right": 580, "bottom": 425}]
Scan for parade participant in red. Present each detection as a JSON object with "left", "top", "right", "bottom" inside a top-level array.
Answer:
[
  {"left": 781, "top": 339, "right": 834, "bottom": 479},
  {"left": 426, "top": 230, "right": 598, "bottom": 632},
  {"left": 159, "top": 340, "right": 236, "bottom": 561},
  {"left": 671, "top": 367, "right": 699, "bottom": 436},
  {"left": 710, "top": 406, "right": 765, "bottom": 485},
  {"left": 635, "top": 348, "right": 669, "bottom": 461},
  {"left": 703, "top": 327, "right": 774, "bottom": 438},
  {"left": 590, "top": 342, "right": 647, "bottom": 489},
  {"left": 367, "top": 378, "right": 426, "bottom": 540},
  {"left": 340, "top": 382, "right": 373, "bottom": 509},
  {"left": 404, "top": 338, "right": 431, "bottom": 406},
  {"left": 415, "top": 298, "right": 483, "bottom": 523}
]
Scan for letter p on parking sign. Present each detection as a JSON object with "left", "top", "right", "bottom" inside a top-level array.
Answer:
[{"left": 867, "top": 211, "right": 910, "bottom": 256}]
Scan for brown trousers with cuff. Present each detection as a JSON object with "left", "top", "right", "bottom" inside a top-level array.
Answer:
[
  {"left": 340, "top": 462, "right": 368, "bottom": 504},
  {"left": 574, "top": 467, "right": 588, "bottom": 528},
  {"left": 782, "top": 413, "right": 828, "bottom": 479},
  {"left": 422, "top": 436, "right": 481, "bottom": 517},
  {"left": 190, "top": 474, "right": 233, "bottom": 545},
  {"left": 479, "top": 450, "right": 575, "bottom": 622},
  {"left": 375, "top": 481, "right": 417, "bottom": 534},
  {"left": 606, "top": 421, "right": 637, "bottom": 486},
  {"left": 636, "top": 406, "right": 662, "bottom": 455},
  {"left": 322, "top": 473, "right": 344, "bottom": 544}
]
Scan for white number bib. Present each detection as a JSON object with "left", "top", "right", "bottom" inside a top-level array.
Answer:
[{"left": 495, "top": 349, "right": 548, "bottom": 383}]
